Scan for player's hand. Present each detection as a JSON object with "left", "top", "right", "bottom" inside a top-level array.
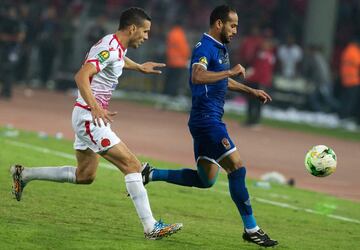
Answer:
[
  {"left": 91, "top": 105, "right": 117, "bottom": 127},
  {"left": 139, "top": 62, "right": 166, "bottom": 74},
  {"left": 252, "top": 89, "right": 272, "bottom": 104},
  {"left": 228, "top": 64, "right": 246, "bottom": 78}
]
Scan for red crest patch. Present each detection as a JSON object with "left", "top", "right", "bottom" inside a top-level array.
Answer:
[
  {"left": 101, "top": 138, "right": 111, "bottom": 147},
  {"left": 221, "top": 138, "right": 231, "bottom": 150}
]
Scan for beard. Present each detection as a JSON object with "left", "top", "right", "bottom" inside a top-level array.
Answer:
[
  {"left": 220, "top": 28, "right": 230, "bottom": 44},
  {"left": 128, "top": 39, "right": 137, "bottom": 48},
  {"left": 129, "top": 36, "right": 144, "bottom": 48},
  {"left": 128, "top": 36, "right": 141, "bottom": 48}
]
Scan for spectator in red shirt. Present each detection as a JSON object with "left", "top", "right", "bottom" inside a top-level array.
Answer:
[
  {"left": 245, "top": 39, "right": 275, "bottom": 126},
  {"left": 238, "top": 24, "right": 263, "bottom": 67}
]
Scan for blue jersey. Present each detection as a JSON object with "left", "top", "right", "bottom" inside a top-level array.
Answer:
[{"left": 188, "top": 33, "right": 230, "bottom": 129}]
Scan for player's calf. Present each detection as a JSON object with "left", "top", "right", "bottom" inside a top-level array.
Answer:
[
  {"left": 197, "top": 171, "right": 217, "bottom": 188},
  {"left": 141, "top": 162, "right": 216, "bottom": 188},
  {"left": 75, "top": 170, "right": 96, "bottom": 184}
]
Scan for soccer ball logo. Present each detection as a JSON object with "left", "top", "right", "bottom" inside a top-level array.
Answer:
[{"left": 304, "top": 145, "right": 337, "bottom": 177}]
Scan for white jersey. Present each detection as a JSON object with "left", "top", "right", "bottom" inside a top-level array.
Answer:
[{"left": 76, "top": 33, "right": 127, "bottom": 109}]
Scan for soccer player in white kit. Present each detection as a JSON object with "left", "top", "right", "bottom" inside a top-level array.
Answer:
[{"left": 10, "top": 7, "right": 182, "bottom": 240}]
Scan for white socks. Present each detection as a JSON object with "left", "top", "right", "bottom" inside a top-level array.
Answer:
[
  {"left": 21, "top": 168, "right": 156, "bottom": 232},
  {"left": 148, "top": 171, "right": 153, "bottom": 181},
  {"left": 125, "top": 173, "right": 156, "bottom": 233},
  {"left": 22, "top": 166, "right": 77, "bottom": 184},
  {"left": 246, "top": 225, "right": 260, "bottom": 233}
]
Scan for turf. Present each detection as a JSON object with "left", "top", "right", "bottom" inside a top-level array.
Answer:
[{"left": 1, "top": 128, "right": 359, "bottom": 249}]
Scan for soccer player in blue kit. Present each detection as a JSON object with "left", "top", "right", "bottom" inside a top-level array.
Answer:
[{"left": 142, "top": 5, "right": 278, "bottom": 247}]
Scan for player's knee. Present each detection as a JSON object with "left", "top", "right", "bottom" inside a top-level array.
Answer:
[
  {"left": 198, "top": 174, "right": 217, "bottom": 188},
  {"left": 122, "top": 156, "right": 142, "bottom": 173},
  {"left": 201, "top": 179, "right": 216, "bottom": 188},
  {"left": 76, "top": 171, "right": 96, "bottom": 184},
  {"left": 236, "top": 159, "right": 244, "bottom": 169},
  {"left": 228, "top": 159, "right": 243, "bottom": 172},
  {"left": 197, "top": 165, "right": 219, "bottom": 188}
]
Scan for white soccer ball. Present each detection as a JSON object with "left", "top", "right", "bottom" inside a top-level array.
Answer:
[{"left": 304, "top": 145, "right": 337, "bottom": 177}]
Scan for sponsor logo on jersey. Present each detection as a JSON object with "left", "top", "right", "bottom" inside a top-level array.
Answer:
[
  {"left": 97, "top": 50, "right": 110, "bottom": 63},
  {"left": 199, "top": 56, "right": 208, "bottom": 66},
  {"left": 221, "top": 138, "right": 231, "bottom": 150}
]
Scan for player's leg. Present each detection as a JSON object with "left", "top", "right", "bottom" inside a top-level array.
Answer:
[
  {"left": 75, "top": 148, "right": 99, "bottom": 184},
  {"left": 220, "top": 150, "right": 278, "bottom": 247},
  {"left": 143, "top": 160, "right": 218, "bottom": 188},
  {"left": 197, "top": 158, "right": 220, "bottom": 187},
  {"left": 71, "top": 106, "right": 181, "bottom": 238},
  {"left": 219, "top": 151, "right": 256, "bottom": 230},
  {"left": 11, "top": 106, "right": 101, "bottom": 190},
  {"left": 14, "top": 148, "right": 98, "bottom": 184},
  {"left": 141, "top": 133, "right": 220, "bottom": 188},
  {"left": 101, "top": 141, "right": 182, "bottom": 239},
  {"left": 10, "top": 148, "right": 99, "bottom": 201}
]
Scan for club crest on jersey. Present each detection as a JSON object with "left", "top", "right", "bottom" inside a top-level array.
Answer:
[
  {"left": 97, "top": 50, "right": 110, "bottom": 63},
  {"left": 101, "top": 138, "right": 111, "bottom": 147},
  {"left": 221, "top": 138, "right": 231, "bottom": 150},
  {"left": 199, "top": 56, "right": 208, "bottom": 66},
  {"left": 218, "top": 50, "right": 229, "bottom": 65}
]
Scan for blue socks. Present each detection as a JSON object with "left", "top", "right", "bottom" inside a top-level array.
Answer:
[
  {"left": 151, "top": 165, "right": 257, "bottom": 230},
  {"left": 152, "top": 168, "right": 210, "bottom": 188},
  {"left": 228, "top": 167, "right": 257, "bottom": 230}
]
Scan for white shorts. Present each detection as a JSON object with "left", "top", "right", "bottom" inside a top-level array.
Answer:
[{"left": 72, "top": 105, "right": 120, "bottom": 153}]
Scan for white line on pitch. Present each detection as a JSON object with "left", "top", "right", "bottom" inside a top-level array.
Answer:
[
  {"left": 6, "top": 139, "right": 360, "bottom": 225},
  {"left": 212, "top": 189, "right": 360, "bottom": 224}
]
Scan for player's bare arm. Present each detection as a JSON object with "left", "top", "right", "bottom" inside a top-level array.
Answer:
[
  {"left": 228, "top": 78, "right": 272, "bottom": 104},
  {"left": 124, "top": 56, "right": 166, "bottom": 74},
  {"left": 74, "top": 63, "right": 117, "bottom": 126},
  {"left": 191, "top": 63, "right": 245, "bottom": 84}
]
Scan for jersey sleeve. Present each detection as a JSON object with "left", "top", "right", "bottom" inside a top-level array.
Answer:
[
  {"left": 84, "top": 45, "right": 119, "bottom": 72},
  {"left": 191, "top": 42, "right": 212, "bottom": 70}
]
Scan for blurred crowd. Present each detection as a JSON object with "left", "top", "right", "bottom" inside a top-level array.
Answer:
[{"left": 0, "top": 0, "right": 359, "bottom": 125}]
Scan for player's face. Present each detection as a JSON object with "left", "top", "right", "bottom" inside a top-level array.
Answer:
[
  {"left": 220, "top": 12, "right": 238, "bottom": 44},
  {"left": 129, "top": 20, "right": 151, "bottom": 48}
]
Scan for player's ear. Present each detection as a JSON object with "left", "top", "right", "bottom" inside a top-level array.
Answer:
[
  {"left": 216, "top": 19, "right": 223, "bottom": 29},
  {"left": 129, "top": 24, "right": 137, "bottom": 34}
]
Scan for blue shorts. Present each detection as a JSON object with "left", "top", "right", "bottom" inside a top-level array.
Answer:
[{"left": 189, "top": 123, "right": 236, "bottom": 165}]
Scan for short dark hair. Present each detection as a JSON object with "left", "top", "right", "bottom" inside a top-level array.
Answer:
[
  {"left": 118, "top": 7, "right": 151, "bottom": 30},
  {"left": 210, "top": 5, "right": 236, "bottom": 26}
]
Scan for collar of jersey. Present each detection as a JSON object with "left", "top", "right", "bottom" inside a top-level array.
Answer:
[
  {"left": 203, "top": 33, "right": 224, "bottom": 48},
  {"left": 112, "top": 34, "right": 126, "bottom": 51}
]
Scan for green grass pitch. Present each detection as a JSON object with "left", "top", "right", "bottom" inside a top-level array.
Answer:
[{"left": 0, "top": 128, "right": 359, "bottom": 249}]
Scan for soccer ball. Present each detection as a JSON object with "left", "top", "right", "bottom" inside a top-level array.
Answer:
[{"left": 304, "top": 145, "right": 337, "bottom": 177}]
